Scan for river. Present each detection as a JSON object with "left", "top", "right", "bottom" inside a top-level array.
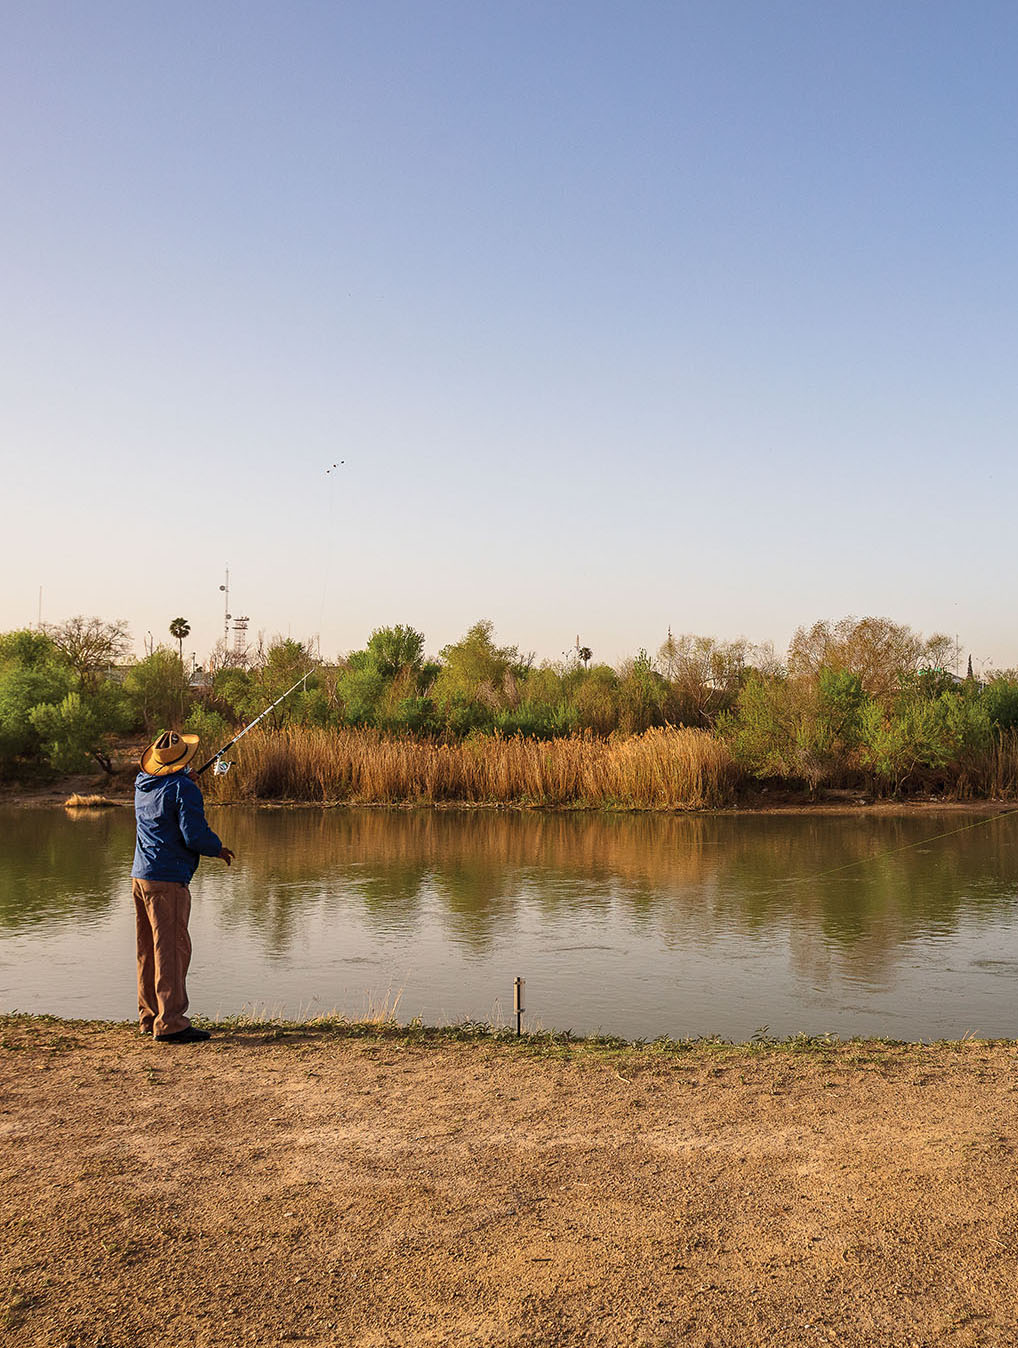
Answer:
[{"left": 2, "top": 805, "right": 1018, "bottom": 1040}]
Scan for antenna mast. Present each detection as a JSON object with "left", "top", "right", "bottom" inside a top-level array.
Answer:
[{"left": 218, "top": 566, "right": 231, "bottom": 650}]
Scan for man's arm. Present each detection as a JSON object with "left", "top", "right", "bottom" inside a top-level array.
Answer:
[{"left": 176, "top": 774, "right": 234, "bottom": 863}]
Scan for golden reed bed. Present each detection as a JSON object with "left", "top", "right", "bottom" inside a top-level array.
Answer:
[{"left": 200, "top": 725, "right": 737, "bottom": 809}]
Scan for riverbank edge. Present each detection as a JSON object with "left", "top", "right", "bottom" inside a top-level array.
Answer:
[
  {"left": 6, "top": 784, "right": 1018, "bottom": 817},
  {"left": 4, "top": 1011, "right": 1016, "bottom": 1062}
]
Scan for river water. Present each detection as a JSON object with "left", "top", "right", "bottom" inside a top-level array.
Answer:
[{"left": 2, "top": 805, "right": 1018, "bottom": 1040}]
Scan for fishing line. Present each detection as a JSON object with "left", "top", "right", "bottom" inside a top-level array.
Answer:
[
  {"left": 198, "top": 461, "right": 345, "bottom": 778},
  {"left": 317, "top": 460, "right": 345, "bottom": 653},
  {"left": 789, "top": 805, "right": 1018, "bottom": 888}
]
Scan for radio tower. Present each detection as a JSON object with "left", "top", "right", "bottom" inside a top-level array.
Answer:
[{"left": 232, "top": 616, "right": 250, "bottom": 663}]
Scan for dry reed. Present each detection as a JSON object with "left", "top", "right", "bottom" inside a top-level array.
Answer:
[
  {"left": 969, "top": 729, "right": 1018, "bottom": 799},
  {"left": 63, "top": 794, "right": 118, "bottom": 808},
  {"left": 200, "top": 726, "right": 736, "bottom": 809}
]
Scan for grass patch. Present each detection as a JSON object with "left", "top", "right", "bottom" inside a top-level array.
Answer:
[
  {"left": 4, "top": 1012, "right": 1015, "bottom": 1067},
  {"left": 64, "top": 793, "right": 119, "bottom": 808}
]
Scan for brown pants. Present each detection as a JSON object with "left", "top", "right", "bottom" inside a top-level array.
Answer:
[{"left": 132, "top": 879, "right": 193, "bottom": 1037}]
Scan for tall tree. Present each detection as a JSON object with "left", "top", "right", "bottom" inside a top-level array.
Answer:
[
  {"left": 169, "top": 617, "right": 191, "bottom": 666},
  {"left": 433, "top": 620, "right": 518, "bottom": 710},
  {"left": 787, "top": 616, "right": 953, "bottom": 704},
  {"left": 365, "top": 625, "right": 425, "bottom": 679},
  {"left": 125, "top": 650, "right": 193, "bottom": 733},
  {"left": 657, "top": 632, "right": 748, "bottom": 726},
  {"left": 43, "top": 616, "right": 130, "bottom": 688}
]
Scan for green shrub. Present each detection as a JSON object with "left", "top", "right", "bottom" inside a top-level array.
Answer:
[
  {"left": 983, "top": 677, "right": 1018, "bottom": 731},
  {"left": 29, "top": 684, "right": 130, "bottom": 774},
  {"left": 124, "top": 649, "right": 192, "bottom": 733}
]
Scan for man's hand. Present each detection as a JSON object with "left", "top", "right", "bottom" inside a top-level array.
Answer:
[{"left": 219, "top": 847, "right": 236, "bottom": 866}]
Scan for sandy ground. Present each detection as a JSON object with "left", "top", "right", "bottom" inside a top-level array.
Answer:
[{"left": 3, "top": 1019, "right": 1018, "bottom": 1346}]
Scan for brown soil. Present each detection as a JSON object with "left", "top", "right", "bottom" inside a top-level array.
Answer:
[
  {"left": 3, "top": 1019, "right": 1018, "bottom": 1346},
  {"left": 4, "top": 774, "right": 1017, "bottom": 818}
]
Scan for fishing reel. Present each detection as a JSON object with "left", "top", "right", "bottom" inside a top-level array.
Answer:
[{"left": 212, "top": 758, "right": 235, "bottom": 776}]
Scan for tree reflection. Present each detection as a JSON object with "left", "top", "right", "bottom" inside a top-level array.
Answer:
[
  {"left": 0, "top": 807, "right": 128, "bottom": 931},
  {"left": 5, "top": 806, "right": 1018, "bottom": 989}
]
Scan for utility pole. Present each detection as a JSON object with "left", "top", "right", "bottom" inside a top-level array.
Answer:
[{"left": 219, "top": 566, "right": 231, "bottom": 650}]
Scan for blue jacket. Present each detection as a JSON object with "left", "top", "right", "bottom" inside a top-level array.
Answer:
[{"left": 132, "top": 770, "right": 224, "bottom": 884}]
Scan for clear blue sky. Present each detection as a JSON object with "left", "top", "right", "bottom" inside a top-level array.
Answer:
[{"left": 2, "top": 2, "right": 1016, "bottom": 672}]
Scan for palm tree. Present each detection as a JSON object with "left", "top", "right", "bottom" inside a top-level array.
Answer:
[{"left": 169, "top": 617, "right": 191, "bottom": 666}]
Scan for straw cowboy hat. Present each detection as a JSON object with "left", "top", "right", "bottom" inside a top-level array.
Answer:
[{"left": 141, "top": 730, "right": 200, "bottom": 776}]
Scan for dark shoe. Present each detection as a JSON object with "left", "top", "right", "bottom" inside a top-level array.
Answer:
[{"left": 155, "top": 1027, "right": 211, "bottom": 1043}]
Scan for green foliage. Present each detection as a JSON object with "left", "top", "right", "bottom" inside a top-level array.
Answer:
[
  {"left": 0, "top": 612, "right": 1011, "bottom": 799},
  {"left": 433, "top": 620, "right": 518, "bottom": 710},
  {"left": 169, "top": 617, "right": 191, "bottom": 661},
  {"left": 245, "top": 640, "right": 318, "bottom": 727},
  {"left": 365, "top": 625, "right": 425, "bottom": 679},
  {"left": 335, "top": 628, "right": 432, "bottom": 730},
  {"left": 124, "top": 649, "right": 192, "bottom": 733},
  {"left": 183, "top": 705, "right": 231, "bottom": 757},
  {"left": 858, "top": 691, "right": 991, "bottom": 794},
  {"left": 300, "top": 687, "right": 336, "bottom": 728},
  {"left": 441, "top": 694, "right": 491, "bottom": 738},
  {"left": 0, "top": 630, "right": 64, "bottom": 668},
  {"left": 493, "top": 701, "right": 577, "bottom": 739},
  {"left": 213, "top": 666, "right": 255, "bottom": 720},
  {"left": 0, "top": 631, "right": 81, "bottom": 775},
  {"left": 28, "top": 684, "right": 130, "bottom": 774},
  {"left": 983, "top": 677, "right": 1018, "bottom": 731},
  {"left": 615, "top": 651, "right": 673, "bottom": 734},
  {"left": 721, "top": 669, "right": 872, "bottom": 792},
  {"left": 337, "top": 662, "right": 387, "bottom": 725},
  {"left": 386, "top": 696, "right": 439, "bottom": 735},
  {"left": 817, "top": 667, "right": 868, "bottom": 742},
  {"left": 895, "top": 666, "right": 960, "bottom": 705},
  {"left": 261, "top": 638, "right": 312, "bottom": 688},
  {"left": 520, "top": 664, "right": 566, "bottom": 708},
  {"left": 570, "top": 665, "right": 619, "bottom": 735},
  {"left": 0, "top": 633, "right": 75, "bottom": 765}
]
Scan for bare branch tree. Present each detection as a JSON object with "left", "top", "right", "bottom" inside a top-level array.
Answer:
[{"left": 43, "top": 616, "right": 131, "bottom": 687}]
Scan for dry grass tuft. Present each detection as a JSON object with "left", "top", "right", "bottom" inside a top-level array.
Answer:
[
  {"left": 201, "top": 726, "right": 736, "bottom": 809},
  {"left": 63, "top": 794, "right": 119, "bottom": 808},
  {"left": 208, "top": 987, "right": 405, "bottom": 1029}
]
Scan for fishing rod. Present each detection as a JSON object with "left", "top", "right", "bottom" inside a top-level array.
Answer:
[{"left": 194, "top": 671, "right": 311, "bottom": 777}]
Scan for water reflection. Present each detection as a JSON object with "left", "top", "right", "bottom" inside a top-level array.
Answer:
[
  {"left": 0, "top": 808, "right": 126, "bottom": 932},
  {"left": 3, "top": 805, "right": 1018, "bottom": 1036},
  {"left": 206, "top": 808, "right": 1018, "bottom": 959}
]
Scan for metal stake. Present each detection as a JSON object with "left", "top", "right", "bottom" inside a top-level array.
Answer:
[{"left": 514, "top": 976, "right": 525, "bottom": 1036}]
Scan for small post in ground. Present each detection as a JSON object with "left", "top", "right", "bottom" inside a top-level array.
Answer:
[{"left": 514, "top": 976, "right": 525, "bottom": 1036}]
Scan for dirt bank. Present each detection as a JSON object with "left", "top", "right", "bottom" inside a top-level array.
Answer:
[
  {"left": 4, "top": 775, "right": 1018, "bottom": 818},
  {"left": 3, "top": 1017, "right": 1018, "bottom": 1346}
]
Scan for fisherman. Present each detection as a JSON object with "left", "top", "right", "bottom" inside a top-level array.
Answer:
[{"left": 131, "top": 730, "right": 235, "bottom": 1043}]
